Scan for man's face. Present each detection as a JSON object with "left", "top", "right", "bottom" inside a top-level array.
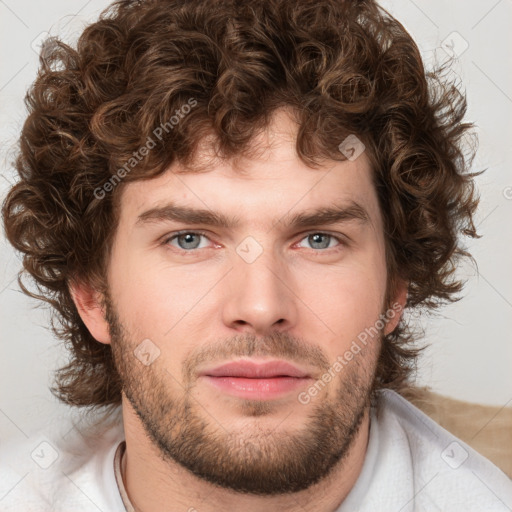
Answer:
[{"left": 103, "top": 109, "right": 400, "bottom": 494}]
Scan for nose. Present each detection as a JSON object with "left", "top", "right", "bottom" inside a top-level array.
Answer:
[{"left": 221, "top": 245, "right": 298, "bottom": 335}]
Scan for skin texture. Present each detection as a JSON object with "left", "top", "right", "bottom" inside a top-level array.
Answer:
[{"left": 72, "top": 108, "right": 407, "bottom": 512}]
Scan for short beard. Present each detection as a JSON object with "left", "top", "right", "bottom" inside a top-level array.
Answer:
[{"left": 105, "top": 296, "right": 380, "bottom": 495}]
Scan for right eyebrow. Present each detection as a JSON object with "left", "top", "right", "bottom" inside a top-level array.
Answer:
[{"left": 136, "top": 202, "right": 241, "bottom": 229}]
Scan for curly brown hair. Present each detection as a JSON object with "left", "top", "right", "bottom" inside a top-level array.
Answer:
[{"left": 2, "top": 0, "right": 481, "bottom": 409}]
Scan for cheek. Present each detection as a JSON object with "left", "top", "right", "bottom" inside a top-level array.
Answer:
[
  {"left": 108, "top": 243, "right": 218, "bottom": 339},
  {"left": 294, "top": 250, "right": 387, "bottom": 350},
  {"left": 108, "top": 260, "right": 215, "bottom": 381},
  {"left": 308, "top": 273, "right": 383, "bottom": 326}
]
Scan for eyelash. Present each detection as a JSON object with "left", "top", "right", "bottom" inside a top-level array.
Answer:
[{"left": 161, "top": 230, "right": 347, "bottom": 254}]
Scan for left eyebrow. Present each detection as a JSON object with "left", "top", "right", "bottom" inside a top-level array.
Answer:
[
  {"left": 280, "top": 201, "right": 371, "bottom": 230},
  {"left": 135, "top": 200, "right": 371, "bottom": 230}
]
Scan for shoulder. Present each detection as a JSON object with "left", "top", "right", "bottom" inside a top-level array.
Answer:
[
  {"left": 0, "top": 409, "right": 126, "bottom": 512},
  {"left": 376, "top": 389, "right": 512, "bottom": 511}
]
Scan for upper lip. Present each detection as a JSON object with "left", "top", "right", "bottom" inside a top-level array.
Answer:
[{"left": 199, "top": 359, "right": 312, "bottom": 378}]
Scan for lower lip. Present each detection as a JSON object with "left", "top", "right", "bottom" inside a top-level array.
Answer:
[{"left": 201, "top": 376, "right": 312, "bottom": 400}]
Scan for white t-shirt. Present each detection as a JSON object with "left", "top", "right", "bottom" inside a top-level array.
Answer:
[{"left": 1, "top": 389, "right": 511, "bottom": 511}]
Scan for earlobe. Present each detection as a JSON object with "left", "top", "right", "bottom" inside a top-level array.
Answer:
[{"left": 69, "top": 280, "right": 112, "bottom": 345}]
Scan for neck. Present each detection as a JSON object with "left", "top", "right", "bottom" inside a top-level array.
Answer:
[{"left": 120, "top": 402, "right": 371, "bottom": 512}]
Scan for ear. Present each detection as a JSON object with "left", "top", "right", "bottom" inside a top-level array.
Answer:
[
  {"left": 383, "top": 278, "right": 408, "bottom": 336},
  {"left": 69, "top": 280, "right": 112, "bottom": 345}
]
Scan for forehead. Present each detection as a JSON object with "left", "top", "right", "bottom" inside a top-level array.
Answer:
[{"left": 117, "top": 110, "right": 382, "bottom": 232}]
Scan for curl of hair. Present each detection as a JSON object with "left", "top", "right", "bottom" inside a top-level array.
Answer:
[{"left": 2, "top": 0, "right": 481, "bottom": 408}]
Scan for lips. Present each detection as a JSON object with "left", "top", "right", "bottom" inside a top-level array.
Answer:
[
  {"left": 200, "top": 359, "right": 311, "bottom": 379},
  {"left": 198, "top": 359, "right": 313, "bottom": 400}
]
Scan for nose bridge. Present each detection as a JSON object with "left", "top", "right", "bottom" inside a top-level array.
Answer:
[{"left": 222, "top": 235, "right": 296, "bottom": 333}]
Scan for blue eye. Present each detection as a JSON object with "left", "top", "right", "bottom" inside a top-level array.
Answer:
[
  {"left": 162, "top": 231, "right": 344, "bottom": 253},
  {"left": 297, "top": 233, "right": 342, "bottom": 250},
  {"left": 165, "top": 231, "right": 210, "bottom": 251}
]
